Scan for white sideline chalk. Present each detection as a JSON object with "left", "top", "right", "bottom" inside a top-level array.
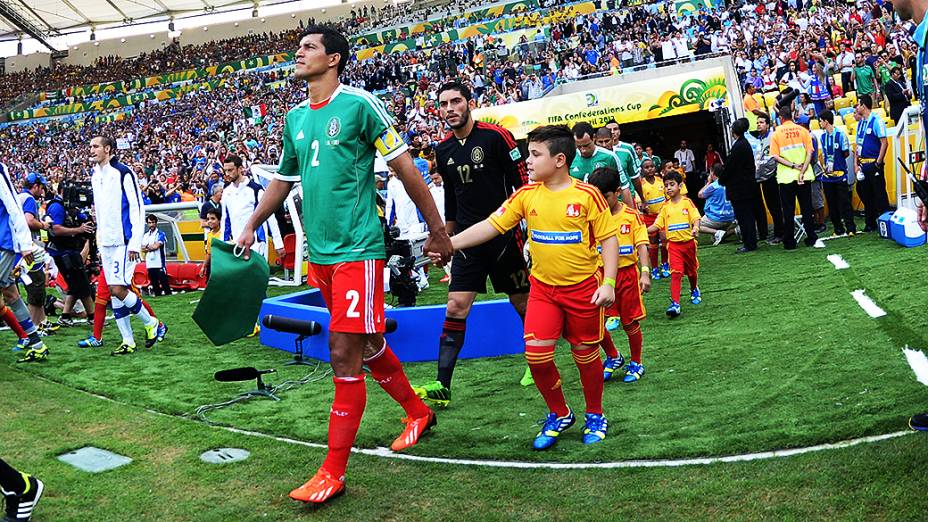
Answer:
[
  {"left": 827, "top": 254, "right": 850, "bottom": 269},
  {"left": 903, "top": 346, "right": 928, "bottom": 386},
  {"left": 851, "top": 289, "right": 886, "bottom": 318}
]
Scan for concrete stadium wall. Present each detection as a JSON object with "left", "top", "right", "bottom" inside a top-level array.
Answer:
[{"left": 5, "top": 52, "right": 52, "bottom": 73}]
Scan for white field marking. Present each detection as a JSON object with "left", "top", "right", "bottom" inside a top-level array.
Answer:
[
  {"left": 903, "top": 346, "right": 928, "bottom": 386},
  {"left": 820, "top": 233, "right": 848, "bottom": 241},
  {"left": 222, "top": 426, "right": 912, "bottom": 470},
  {"left": 24, "top": 367, "right": 915, "bottom": 470},
  {"left": 827, "top": 254, "right": 850, "bottom": 269},
  {"left": 851, "top": 289, "right": 886, "bottom": 318}
]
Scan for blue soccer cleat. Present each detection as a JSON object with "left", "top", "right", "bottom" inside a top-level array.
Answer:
[
  {"left": 690, "top": 288, "right": 702, "bottom": 305},
  {"left": 660, "top": 262, "right": 671, "bottom": 278},
  {"left": 623, "top": 361, "right": 645, "bottom": 383},
  {"left": 604, "top": 316, "right": 621, "bottom": 331},
  {"left": 156, "top": 321, "right": 168, "bottom": 342},
  {"left": 603, "top": 355, "right": 625, "bottom": 382},
  {"left": 533, "top": 410, "right": 575, "bottom": 450},
  {"left": 11, "top": 337, "right": 28, "bottom": 352},
  {"left": 582, "top": 413, "right": 608, "bottom": 444},
  {"left": 651, "top": 267, "right": 662, "bottom": 280},
  {"left": 77, "top": 336, "right": 104, "bottom": 348},
  {"left": 666, "top": 301, "right": 681, "bottom": 318}
]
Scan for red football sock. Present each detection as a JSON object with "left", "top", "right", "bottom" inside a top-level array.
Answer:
[
  {"left": 1, "top": 307, "right": 26, "bottom": 339},
  {"left": 660, "top": 244, "right": 669, "bottom": 265},
  {"left": 670, "top": 271, "right": 683, "bottom": 303},
  {"left": 600, "top": 329, "right": 619, "bottom": 359},
  {"left": 688, "top": 273, "right": 698, "bottom": 291},
  {"left": 321, "top": 374, "right": 366, "bottom": 479},
  {"left": 525, "top": 344, "right": 568, "bottom": 417},
  {"left": 648, "top": 243, "right": 658, "bottom": 269},
  {"left": 623, "top": 321, "right": 643, "bottom": 364},
  {"left": 365, "top": 343, "right": 430, "bottom": 419},
  {"left": 572, "top": 346, "right": 604, "bottom": 415},
  {"left": 141, "top": 298, "right": 155, "bottom": 317},
  {"left": 93, "top": 300, "right": 107, "bottom": 340}
]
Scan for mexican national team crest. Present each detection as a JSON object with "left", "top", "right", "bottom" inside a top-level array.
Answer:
[
  {"left": 566, "top": 203, "right": 581, "bottom": 217},
  {"left": 326, "top": 117, "right": 341, "bottom": 138},
  {"left": 471, "top": 146, "right": 485, "bottom": 164}
]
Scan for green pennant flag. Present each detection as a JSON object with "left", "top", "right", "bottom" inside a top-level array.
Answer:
[{"left": 193, "top": 239, "right": 269, "bottom": 346}]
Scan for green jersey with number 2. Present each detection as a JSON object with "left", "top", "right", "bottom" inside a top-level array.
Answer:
[{"left": 276, "top": 84, "right": 408, "bottom": 264}]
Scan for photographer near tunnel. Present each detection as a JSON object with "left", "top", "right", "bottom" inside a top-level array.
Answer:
[{"left": 45, "top": 178, "right": 96, "bottom": 328}]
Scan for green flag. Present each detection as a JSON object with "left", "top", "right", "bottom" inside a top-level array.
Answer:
[{"left": 193, "top": 239, "right": 269, "bottom": 346}]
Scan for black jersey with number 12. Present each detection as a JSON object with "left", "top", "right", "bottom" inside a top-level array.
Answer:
[{"left": 435, "top": 121, "right": 529, "bottom": 231}]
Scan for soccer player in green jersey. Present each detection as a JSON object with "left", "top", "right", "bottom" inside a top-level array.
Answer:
[
  {"left": 605, "top": 120, "right": 644, "bottom": 202},
  {"left": 236, "top": 25, "right": 453, "bottom": 505},
  {"left": 570, "top": 122, "right": 633, "bottom": 204}
]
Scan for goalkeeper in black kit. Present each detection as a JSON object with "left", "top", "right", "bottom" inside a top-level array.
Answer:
[{"left": 412, "top": 81, "right": 533, "bottom": 406}]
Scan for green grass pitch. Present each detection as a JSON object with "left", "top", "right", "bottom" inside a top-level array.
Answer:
[{"left": 4, "top": 233, "right": 928, "bottom": 520}]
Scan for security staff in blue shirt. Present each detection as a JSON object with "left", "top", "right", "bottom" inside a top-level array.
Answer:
[
  {"left": 854, "top": 94, "right": 890, "bottom": 232},
  {"left": 818, "top": 110, "right": 857, "bottom": 236}
]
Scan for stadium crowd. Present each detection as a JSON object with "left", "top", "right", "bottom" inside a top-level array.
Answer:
[{"left": 0, "top": 0, "right": 913, "bottom": 210}]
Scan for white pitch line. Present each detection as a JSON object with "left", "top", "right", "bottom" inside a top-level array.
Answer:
[
  {"left": 903, "top": 346, "right": 928, "bottom": 386},
  {"left": 851, "top": 289, "right": 887, "bottom": 318},
  {"left": 221, "top": 426, "right": 912, "bottom": 470},
  {"left": 827, "top": 254, "right": 850, "bottom": 270},
  {"left": 24, "top": 365, "right": 917, "bottom": 470}
]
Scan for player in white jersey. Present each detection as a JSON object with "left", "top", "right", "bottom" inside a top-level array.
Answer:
[
  {"left": 89, "top": 136, "right": 165, "bottom": 356},
  {"left": 219, "top": 154, "right": 283, "bottom": 260}
]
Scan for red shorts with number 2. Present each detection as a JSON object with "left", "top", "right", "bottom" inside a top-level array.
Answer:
[
  {"left": 310, "top": 260, "right": 385, "bottom": 334},
  {"left": 524, "top": 272, "right": 604, "bottom": 346}
]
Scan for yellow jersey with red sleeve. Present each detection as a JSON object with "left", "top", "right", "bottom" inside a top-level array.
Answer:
[
  {"left": 640, "top": 177, "right": 666, "bottom": 215},
  {"left": 654, "top": 197, "right": 700, "bottom": 243},
  {"left": 613, "top": 206, "right": 649, "bottom": 268},
  {"left": 489, "top": 179, "right": 617, "bottom": 286}
]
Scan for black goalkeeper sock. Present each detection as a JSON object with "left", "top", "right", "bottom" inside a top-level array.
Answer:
[
  {"left": 436, "top": 316, "right": 466, "bottom": 389},
  {"left": 0, "top": 458, "right": 26, "bottom": 496}
]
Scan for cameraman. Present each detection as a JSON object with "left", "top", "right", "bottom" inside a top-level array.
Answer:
[{"left": 45, "top": 181, "right": 95, "bottom": 327}]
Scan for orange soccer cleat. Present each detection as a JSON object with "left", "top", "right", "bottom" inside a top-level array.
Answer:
[
  {"left": 288, "top": 468, "right": 346, "bottom": 504},
  {"left": 390, "top": 410, "right": 437, "bottom": 452}
]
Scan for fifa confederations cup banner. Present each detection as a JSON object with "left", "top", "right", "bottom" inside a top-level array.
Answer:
[
  {"left": 353, "top": 0, "right": 611, "bottom": 61},
  {"left": 11, "top": 78, "right": 228, "bottom": 121},
  {"left": 350, "top": 0, "right": 541, "bottom": 46},
  {"left": 472, "top": 67, "right": 729, "bottom": 139},
  {"left": 36, "top": 52, "right": 293, "bottom": 104}
]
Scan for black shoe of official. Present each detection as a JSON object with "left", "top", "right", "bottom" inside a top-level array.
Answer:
[
  {"left": 4, "top": 475, "right": 44, "bottom": 521},
  {"left": 735, "top": 247, "right": 755, "bottom": 253},
  {"left": 814, "top": 224, "right": 827, "bottom": 234},
  {"left": 909, "top": 412, "right": 928, "bottom": 431}
]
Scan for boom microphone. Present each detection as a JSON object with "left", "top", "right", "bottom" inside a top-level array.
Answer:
[
  {"left": 262, "top": 315, "right": 322, "bottom": 336},
  {"left": 214, "top": 367, "right": 276, "bottom": 382}
]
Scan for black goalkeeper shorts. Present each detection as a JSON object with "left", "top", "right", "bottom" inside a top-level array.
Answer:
[{"left": 448, "top": 233, "right": 529, "bottom": 295}]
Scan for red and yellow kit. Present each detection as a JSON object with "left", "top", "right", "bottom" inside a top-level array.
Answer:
[
  {"left": 489, "top": 179, "right": 617, "bottom": 345},
  {"left": 605, "top": 205, "right": 648, "bottom": 324},
  {"left": 640, "top": 177, "right": 666, "bottom": 228},
  {"left": 654, "top": 197, "right": 700, "bottom": 276}
]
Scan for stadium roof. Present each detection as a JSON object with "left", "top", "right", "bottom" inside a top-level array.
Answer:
[{"left": 0, "top": 0, "right": 257, "bottom": 41}]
